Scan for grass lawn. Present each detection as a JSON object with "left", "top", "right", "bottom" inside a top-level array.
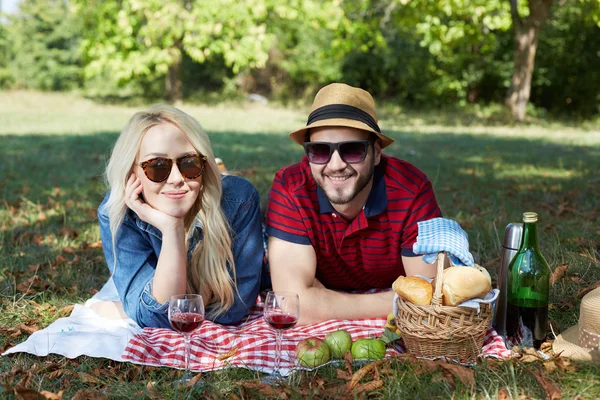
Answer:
[{"left": 1, "top": 91, "right": 599, "bottom": 399}]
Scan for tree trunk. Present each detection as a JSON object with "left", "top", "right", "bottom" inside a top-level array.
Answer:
[
  {"left": 506, "top": 0, "right": 553, "bottom": 122},
  {"left": 166, "top": 44, "right": 183, "bottom": 103}
]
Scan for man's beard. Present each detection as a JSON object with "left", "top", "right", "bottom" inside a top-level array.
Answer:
[{"left": 316, "top": 162, "right": 374, "bottom": 205}]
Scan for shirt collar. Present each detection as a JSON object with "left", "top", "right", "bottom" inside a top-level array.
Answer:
[{"left": 317, "top": 164, "right": 388, "bottom": 217}]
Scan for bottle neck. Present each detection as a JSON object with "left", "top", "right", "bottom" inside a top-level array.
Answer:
[{"left": 520, "top": 221, "right": 538, "bottom": 249}]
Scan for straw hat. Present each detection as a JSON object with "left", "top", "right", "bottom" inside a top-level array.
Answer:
[
  {"left": 289, "top": 83, "right": 394, "bottom": 148},
  {"left": 553, "top": 287, "right": 600, "bottom": 361}
]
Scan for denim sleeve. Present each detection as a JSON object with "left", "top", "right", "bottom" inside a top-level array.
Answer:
[
  {"left": 98, "top": 204, "right": 170, "bottom": 329},
  {"left": 212, "top": 183, "right": 264, "bottom": 325}
]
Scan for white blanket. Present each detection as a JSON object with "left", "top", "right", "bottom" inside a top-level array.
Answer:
[{"left": 2, "top": 278, "right": 141, "bottom": 361}]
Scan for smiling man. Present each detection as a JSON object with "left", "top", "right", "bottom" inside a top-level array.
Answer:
[{"left": 265, "top": 83, "right": 442, "bottom": 325}]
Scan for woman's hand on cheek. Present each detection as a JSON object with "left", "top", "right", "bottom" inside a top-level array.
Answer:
[{"left": 124, "top": 173, "right": 184, "bottom": 233}]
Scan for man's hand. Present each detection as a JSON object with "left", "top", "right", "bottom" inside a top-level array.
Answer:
[{"left": 268, "top": 236, "right": 394, "bottom": 325}]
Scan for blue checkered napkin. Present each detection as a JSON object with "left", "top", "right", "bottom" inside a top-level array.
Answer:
[{"left": 412, "top": 218, "right": 474, "bottom": 266}]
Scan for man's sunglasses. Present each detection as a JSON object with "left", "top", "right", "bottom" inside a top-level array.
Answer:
[
  {"left": 302, "top": 140, "right": 371, "bottom": 165},
  {"left": 139, "top": 154, "right": 207, "bottom": 183}
]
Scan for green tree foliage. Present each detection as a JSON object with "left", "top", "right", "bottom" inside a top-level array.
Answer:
[
  {"left": 532, "top": 0, "right": 600, "bottom": 117},
  {"left": 7, "top": 0, "right": 82, "bottom": 90},
  {"left": 2, "top": 0, "right": 599, "bottom": 117},
  {"left": 241, "top": 0, "right": 350, "bottom": 99},
  {"left": 76, "top": 0, "right": 275, "bottom": 102},
  {"left": 0, "top": 21, "right": 12, "bottom": 87}
]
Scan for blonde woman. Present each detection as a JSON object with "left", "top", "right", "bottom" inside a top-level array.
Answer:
[{"left": 97, "top": 104, "right": 267, "bottom": 328}]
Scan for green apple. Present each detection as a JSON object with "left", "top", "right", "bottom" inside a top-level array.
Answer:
[
  {"left": 296, "top": 337, "right": 331, "bottom": 368},
  {"left": 324, "top": 329, "right": 353, "bottom": 359},
  {"left": 351, "top": 338, "right": 386, "bottom": 360}
]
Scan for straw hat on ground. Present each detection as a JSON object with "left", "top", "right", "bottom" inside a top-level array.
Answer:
[
  {"left": 553, "top": 287, "right": 600, "bottom": 361},
  {"left": 289, "top": 83, "right": 394, "bottom": 148}
]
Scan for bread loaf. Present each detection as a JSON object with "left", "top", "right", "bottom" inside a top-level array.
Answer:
[
  {"left": 392, "top": 276, "right": 433, "bottom": 306},
  {"left": 441, "top": 266, "right": 491, "bottom": 306}
]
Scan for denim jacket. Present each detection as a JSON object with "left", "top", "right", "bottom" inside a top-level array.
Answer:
[{"left": 98, "top": 175, "right": 267, "bottom": 328}]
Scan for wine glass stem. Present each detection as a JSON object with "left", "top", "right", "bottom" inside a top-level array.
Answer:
[
  {"left": 184, "top": 335, "right": 191, "bottom": 375},
  {"left": 274, "top": 329, "right": 283, "bottom": 376}
]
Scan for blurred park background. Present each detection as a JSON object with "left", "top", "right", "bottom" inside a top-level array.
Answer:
[{"left": 1, "top": 0, "right": 599, "bottom": 122}]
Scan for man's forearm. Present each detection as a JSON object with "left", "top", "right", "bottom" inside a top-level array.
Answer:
[{"left": 296, "top": 287, "right": 394, "bottom": 325}]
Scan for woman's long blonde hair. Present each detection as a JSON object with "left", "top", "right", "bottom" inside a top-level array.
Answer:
[{"left": 104, "top": 104, "right": 236, "bottom": 318}]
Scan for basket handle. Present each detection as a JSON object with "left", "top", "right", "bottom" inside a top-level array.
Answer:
[{"left": 431, "top": 252, "right": 447, "bottom": 306}]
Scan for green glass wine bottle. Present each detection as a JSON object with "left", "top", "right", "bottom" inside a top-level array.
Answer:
[{"left": 505, "top": 212, "right": 550, "bottom": 349}]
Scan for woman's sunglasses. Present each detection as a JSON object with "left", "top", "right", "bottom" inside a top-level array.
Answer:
[
  {"left": 302, "top": 140, "right": 371, "bottom": 165},
  {"left": 139, "top": 154, "right": 207, "bottom": 183}
]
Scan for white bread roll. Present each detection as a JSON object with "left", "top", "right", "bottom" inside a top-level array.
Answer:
[
  {"left": 441, "top": 266, "right": 492, "bottom": 306},
  {"left": 392, "top": 276, "right": 433, "bottom": 306}
]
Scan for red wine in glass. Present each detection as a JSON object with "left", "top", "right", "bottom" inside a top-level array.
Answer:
[
  {"left": 170, "top": 312, "right": 205, "bottom": 333},
  {"left": 265, "top": 313, "right": 298, "bottom": 330},
  {"left": 262, "top": 291, "right": 300, "bottom": 381},
  {"left": 168, "top": 294, "right": 205, "bottom": 384}
]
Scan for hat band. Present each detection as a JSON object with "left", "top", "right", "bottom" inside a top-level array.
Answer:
[
  {"left": 307, "top": 104, "right": 381, "bottom": 133},
  {"left": 580, "top": 327, "right": 600, "bottom": 350}
]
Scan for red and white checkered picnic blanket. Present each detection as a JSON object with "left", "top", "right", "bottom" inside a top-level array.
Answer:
[{"left": 122, "top": 294, "right": 512, "bottom": 375}]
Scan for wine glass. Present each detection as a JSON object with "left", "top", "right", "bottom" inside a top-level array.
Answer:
[
  {"left": 263, "top": 291, "right": 300, "bottom": 381},
  {"left": 169, "top": 294, "right": 205, "bottom": 383}
]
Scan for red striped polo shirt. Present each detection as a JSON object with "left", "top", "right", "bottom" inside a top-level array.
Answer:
[{"left": 265, "top": 154, "right": 442, "bottom": 290}]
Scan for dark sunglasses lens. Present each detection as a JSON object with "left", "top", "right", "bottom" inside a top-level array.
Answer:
[
  {"left": 306, "top": 143, "right": 332, "bottom": 164},
  {"left": 340, "top": 142, "right": 368, "bottom": 163},
  {"left": 145, "top": 158, "right": 172, "bottom": 182},
  {"left": 178, "top": 155, "right": 204, "bottom": 179}
]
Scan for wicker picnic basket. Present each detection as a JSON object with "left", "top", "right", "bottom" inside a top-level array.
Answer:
[{"left": 395, "top": 252, "right": 493, "bottom": 361}]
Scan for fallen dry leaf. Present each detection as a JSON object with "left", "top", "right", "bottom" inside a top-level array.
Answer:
[
  {"left": 9, "top": 324, "right": 41, "bottom": 336},
  {"left": 40, "top": 390, "right": 63, "bottom": 400},
  {"left": 352, "top": 379, "right": 384, "bottom": 397},
  {"left": 16, "top": 276, "right": 51, "bottom": 295},
  {"left": 314, "top": 377, "right": 326, "bottom": 390},
  {"left": 346, "top": 360, "right": 384, "bottom": 390},
  {"left": 566, "top": 275, "right": 585, "bottom": 284},
  {"left": 58, "top": 227, "right": 78, "bottom": 239},
  {"left": 62, "top": 246, "right": 76, "bottom": 254},
  {"left": 540, "top": 342, "right": 553, "bottom": 353},
  {"left": 72, "top": 389, "right": 106, "bottom": 400},
  {"left": 2, "top": 340, "right": 16, "bottom": 353},
  {"left": 46, "top": 369, "right": 74, "bottom": 380},
  {"left": 87, "top": 240, "right": 103, "bottom": 249},
  {"left": 77, "top": 372, "right": 100, "bottom": 384},
  {"left": 239, "top": 382, "right": 279, "bottom": 397},
  {"left": 532, "top": 367, "right": 561, "bottom": 400},
  {"left": 28, "top": 264, "right": 42, "bottom": 272},
  {"left": 13, "top": 385, "right": 41, "bottom": 400},
  {"left": 336, "top": 369, "right": 352, "bottom": 380},
  {"left": 577, "top": 281, "right": 600, "bottom": 299},
  {"left": 550, "top": 265, "right": 568, "bottom": 285},
  {"left": 438, "top": 362, "right": 475, "bottom": 388},
  {"left": 543, "top": 360, "right": 557, "bottom": 373},
  {"left": 216, "top": 347, "right": 238, "bottom": 361},
  {"left": 145, "top": 381, "right": 163, "bottom": 400},
  {"left": 553, "top": 357, "right": 576, "bottom": 373},
  {"left": 498, "top": 387, "right": 510, "bottom": 400},
  {"left": 410, "top": 358, "right": 439, "bottom": 374},
  {"left": 343, "top": 350, "right": 353, "bottom": 375},
  {"left": 521, "top": 354, "right": 543, "bottom": 363},
  {"left": 184, "top": 373, "right": 204, "bottom": 388},
  {"left": 54, "top": 254, "right": 67, "bottom": 265},
  {"left": 57, "top": 305, "right": 75, "bottom": 318}
]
